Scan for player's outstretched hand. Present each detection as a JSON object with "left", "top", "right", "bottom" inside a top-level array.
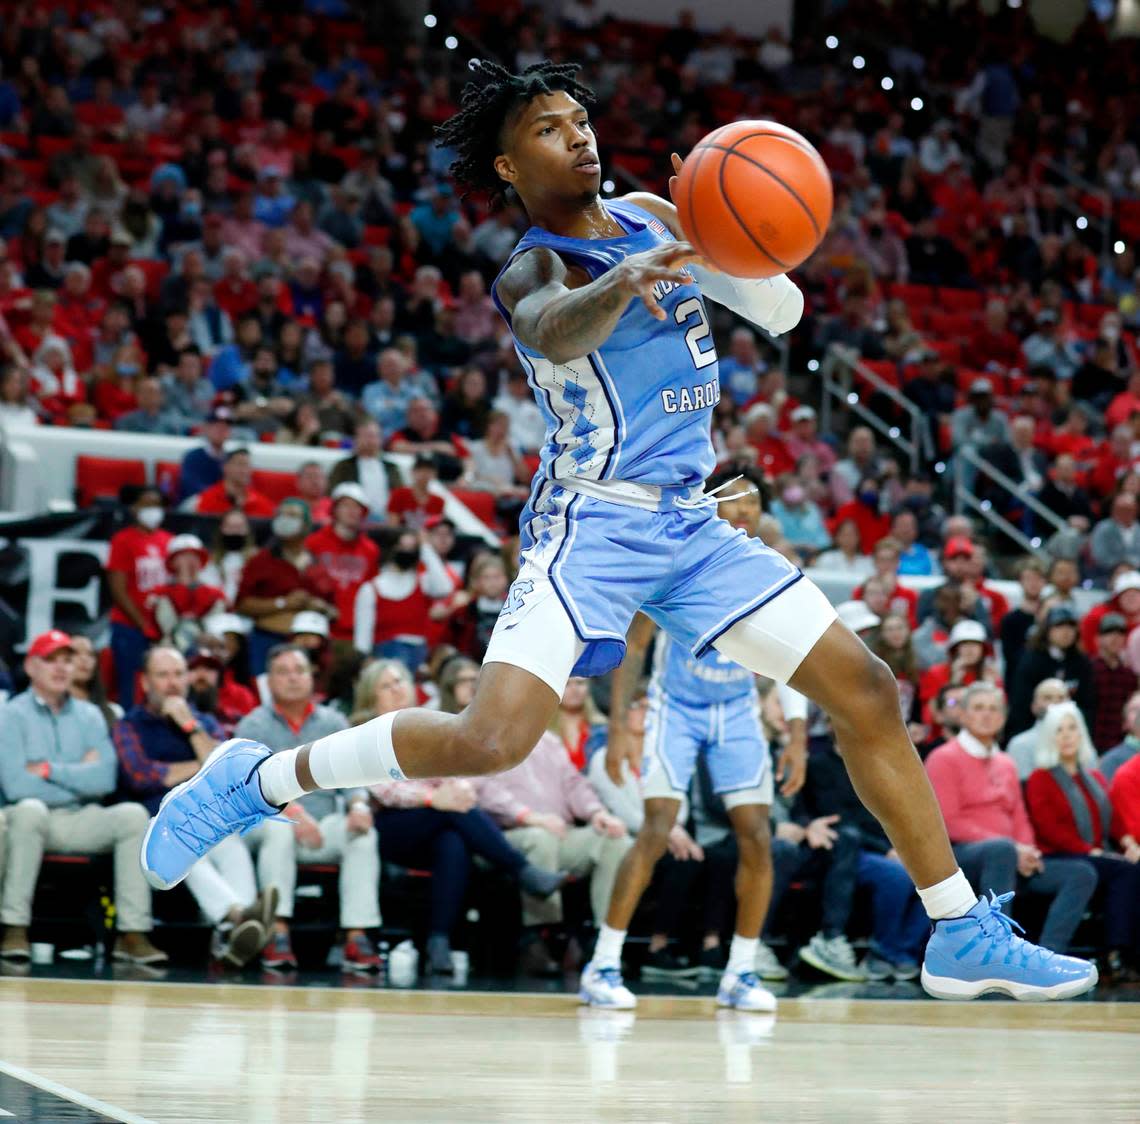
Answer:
[{"left": 614, "top": 241, "right": 711, "bottom": 321}]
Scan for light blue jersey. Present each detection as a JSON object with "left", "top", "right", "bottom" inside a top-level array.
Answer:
[
  {"left": 491, "top": 199, "right": 720, "bottom": 489},
  {"left": 652, "top": 631, "right": 755, "bottom": 707}
]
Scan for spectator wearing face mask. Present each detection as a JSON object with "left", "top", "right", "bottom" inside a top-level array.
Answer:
[
  {"left": 234, "top": 499, "right": 338, "bottom": 675},
  {"left": 107, "top": 486, "right": 171, "bottom": 706},
  {"left": 830, "top": 476, "right": 891, "bottom": 554},
  {"left": 353, "top": 528, "right": 456, "bottom": 674}
]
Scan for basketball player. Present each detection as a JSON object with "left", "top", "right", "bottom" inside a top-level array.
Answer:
[
  {"left": 143, "top": 61, "right": 1095, "bottom": 1001},
  {"left": 581, "top": 600, "right": 789, "bottom": 1012}
]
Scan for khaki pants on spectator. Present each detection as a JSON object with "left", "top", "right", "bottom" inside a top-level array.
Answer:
[
  {"left": 0, "top": 798, "right": 152, "bottom": 932},
  {"left": 183, "top": 834, "right": 258, "bottom": 925},
  {"left": 246, "top": 815, "right": 382, "bottom": 930},
  {"left": 507, "top": 825, "right": 632, "bottom": 927}
]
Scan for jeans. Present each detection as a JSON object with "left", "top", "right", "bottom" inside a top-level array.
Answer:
[
  {"left": 375, "top": 807, "right": 526, "bottom": 938},
  {"left": 248, "top": 628, "right": 284, "bottom": 678},
  {"left": 110, "top": 622, "right": 150, "bottom": 707},
  {"left": 374, "top": 638, "right": 429, "bottom": 676},
  {"left": 1055, "top": 852, "right": 1140, "bottom": 955},
  {"left": 767, "top": 825, "right": 861, "bottom": 939},
  {"left": 856, "top": 851, "right": 929, "bottom": 963},
  {"left": 954, "top": 839, "right": 1098, "bottom": 953}
]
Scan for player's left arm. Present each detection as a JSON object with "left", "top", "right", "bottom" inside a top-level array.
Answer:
[{"left": 621, "top": 156, "right": 805, "bottom": 336}]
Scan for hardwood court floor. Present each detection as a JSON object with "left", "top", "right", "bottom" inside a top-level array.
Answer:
[{"left": 1, "top": 977, "right": 1138, "bottom": 1123}]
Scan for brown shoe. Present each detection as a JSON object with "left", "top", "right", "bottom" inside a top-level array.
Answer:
[
  {"left": 238, "top": 888, "right": 279, "bottom": 954},
  {"left": 113, "top": 932, "right": 170, "bottom": 966},
  {"left": 519, "top": 936, "right": 560, "bottom": 978},
  {"left": 218, "top": 919, "right": 267, "bottom": 969},
  {"left": 0, "top": 927, "right": 30, "bottom": 962}
]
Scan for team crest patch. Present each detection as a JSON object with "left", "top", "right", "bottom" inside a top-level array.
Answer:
[{"left": 500, "top": 579, "right": 535, "bottom": 616}]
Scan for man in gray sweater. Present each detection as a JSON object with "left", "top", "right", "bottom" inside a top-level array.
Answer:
[
  {"left": 235, "top": 644, "right": 382, "bottom": 973},
  {"left": 0, "top": 630, "right": 165, "bottom": 965}
]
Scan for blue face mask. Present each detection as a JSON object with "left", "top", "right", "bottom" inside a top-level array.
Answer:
[
  {"left": 857, "top": 490, "right": 879, "bottom": 507},
  {"left": 117, "top": 363, "right": 140, "bottom": 377},
  {"left": 182, "top": 203, "right": 202, "bottom": 218}
]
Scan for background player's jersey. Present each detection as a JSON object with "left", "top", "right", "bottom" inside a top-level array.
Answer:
[
  {"left": 491, "top": 199, "right": 718, "bottom": 489},
  {"left": 650, "top": 630, "right": 756, "bottom": 707}
]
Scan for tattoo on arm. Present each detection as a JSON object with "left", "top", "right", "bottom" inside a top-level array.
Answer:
[{"left": 497, "top": 247, "right": 632, "bottom": 364}]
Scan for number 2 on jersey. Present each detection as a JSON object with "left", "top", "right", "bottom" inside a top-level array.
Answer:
[{"left": 674, "top": 297, "right": 717, "bottom": 370}]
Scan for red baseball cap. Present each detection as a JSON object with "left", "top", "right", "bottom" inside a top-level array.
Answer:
[
  {"left": 944, "top": 536, "right": 976, "bottom": 559},
  {"left": 28, "top": 629, "right": 74, "bottom": 659}
]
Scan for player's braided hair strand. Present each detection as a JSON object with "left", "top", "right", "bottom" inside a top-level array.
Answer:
[{"left": 435, "top": 59, "right": 595, "bottom": 203}]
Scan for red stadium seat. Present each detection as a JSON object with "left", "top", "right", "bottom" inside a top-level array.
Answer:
[
  {"left": 362, "top": 225, "right": 392, "bottom": 246},
  {"left": 857, "top": 358, "right": 901, "bottom": 390},
  {"left": 74, "top": 455, "right": 146, "bottom": 507},
  {"left": 251, "top": 469, "right": 299, "bottom": 504},
  {"left": 926, "top": 310, "right": 977, "bottom": 338},
  {"left": 450, "top": 488, "right": 498, "bottom": 528},
  {"left": 35, "top": 136, "right": 74, "bottom": 161},
  {"left": 1076, "top": 303, "right": 1115, "bottom": 331},
  {"left": 938, "top": 288, "right": 985, "bottom": 313},
  {"left": 889, "top": 283, "right": 938, "bottom": 310},
  {"left": 928, "top": 339, "right": 962, "bottom": 364}
]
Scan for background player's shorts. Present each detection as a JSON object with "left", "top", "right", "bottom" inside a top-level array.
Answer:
[
  {"left": 640, "top": 691, "right": 773, "bottom": 808},
  {"left": 484, "top": 482, "right": 837, "bottom": 695}
]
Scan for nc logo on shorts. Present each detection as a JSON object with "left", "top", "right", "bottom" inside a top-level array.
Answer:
[
  {"left": 389, "top": 768, "right": 402, "bottom": 779},
  {"left": 500, "top": 579, "right": 535, "bottom": 617}
]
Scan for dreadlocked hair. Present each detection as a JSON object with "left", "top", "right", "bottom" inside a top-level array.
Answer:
[{"left": 435, "top": 59, "right": 595, "bottom": 204}]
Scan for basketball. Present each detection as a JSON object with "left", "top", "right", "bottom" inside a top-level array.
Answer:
[{"left": 673, "top": 120, "right": 834, "bottom": 279}]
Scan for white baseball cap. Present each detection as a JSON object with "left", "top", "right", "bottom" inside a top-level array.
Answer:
[
  {"left": 947, "top": 620, "right": 988, "bottom": 648},
  {"left": 290, "top": 611, "right": 330, "bottom": 638},
  {"left": 331, "top": 482, "right": 370, "bottom": 512},
  {"left": 204, "top": 612, "right": 251, "bottom": 637},
  {"left": 837, "top": 600, "right": 880, "bottom": 633}
]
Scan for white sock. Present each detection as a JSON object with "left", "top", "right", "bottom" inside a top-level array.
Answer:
[
  {"left": 727, "top": 935, "right": 758, "bottom": 976},
  {"left": 917, "top": 869, "right": 978, "bottom": 921},
  {"left": 593, "top": 925, "right": 626, "bottom": 969},
  {"left": 256, "top": 750, "right": 305, "bottom": 806},
  {"left": 257, "top": 712, "right": 405, "bottom": 806}
]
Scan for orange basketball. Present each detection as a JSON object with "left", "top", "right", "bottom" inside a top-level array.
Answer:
[{"left": 673, "top": 120, "right": 834, "bottom": 279}]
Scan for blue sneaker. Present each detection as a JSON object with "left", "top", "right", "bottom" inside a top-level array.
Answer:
[
  {"left": 140, "top": 739, "right": 280, "bottom": 890},
  {"left": 921, "top": 891, "right": 1097, "bottom": 1002}
]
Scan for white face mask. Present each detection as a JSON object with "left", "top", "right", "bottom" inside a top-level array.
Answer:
[
  {"left": 273, "top": 515, "right": 304, "bottom": 539},
  {"left": 137, "top": 506, "right": 164, "bottom": 530}
]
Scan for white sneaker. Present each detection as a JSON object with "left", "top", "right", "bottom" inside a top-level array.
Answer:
[
  {"left": 579, "top": 961, "right": 637, "bottom": 1009},
  {"left": 716, "top": 969, "right": 777, "bottom": 1012},
  {"left": 754, "top": 940, "right": 789, "bottom": 982}
]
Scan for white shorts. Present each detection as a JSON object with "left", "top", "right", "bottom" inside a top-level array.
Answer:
[{"left": 484, "top": 572, "right": 837, "bottom": 698}]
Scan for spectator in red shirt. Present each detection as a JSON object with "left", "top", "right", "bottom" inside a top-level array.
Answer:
[
  {"left": 1043, "top": 407, "right": 1097, "bottom": 466},
  {"left": 304, "top": 483, "right": 380, "bottom": 645},
  {"left": 1081, "top": 570, "right": 1140, "bottom": 654},
  {"left": 1105, "top": 371, "right": 1140, "bottom": 431},
  {"left": 235, "top": 499, "right": 337, "bottom": 675},
  {"left": 783, "top": 404, "right": 837, "bottom": 473},
  {"left": 1025, "top": 702, "right": 1140, "bottom": 977},
  {"left": 353, "top": 529, "right": 455, "bottom": 672},
  {"left": 388, "top": 454, "right": 446, "bottom": 530},
  {"left": 741, "top": 402, "right": 795, "bottom": 479},
  {"left": 149, "top": 533, "right": 227, "bottom": 651},
  {"left": 918, "top": 619, "right": 1002, "bottom": 728},
  {"left": 854, "top": 537, "right": 918, "bottom": 627},
  {"left": 213, "top": 249, "right": 258, "bottom": 320},
  {"left": 831, "top": 476, "right": 891, "bottom": 554},
  {"left": 188, "top": 448, "right": 276, "bottom": 518},
  {"left": 925, "top": 683, "right": 1096, "bottom": 953},
  {"left": 968, "top": 298, "right": 1023, "bottom": 371},
  {"left": 107, "top": 486, "right": 172, "bottom": 705},
  {"left": 1087, "top": 424, "right": 1136, "bottom": 500},
  {"left": 1110, "top": 755, "right": 1140, "bottom": 860}
]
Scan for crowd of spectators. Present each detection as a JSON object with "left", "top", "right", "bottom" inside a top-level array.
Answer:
[{"left": 3, "top": 1, "right": 1140, "bottom": 981}]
